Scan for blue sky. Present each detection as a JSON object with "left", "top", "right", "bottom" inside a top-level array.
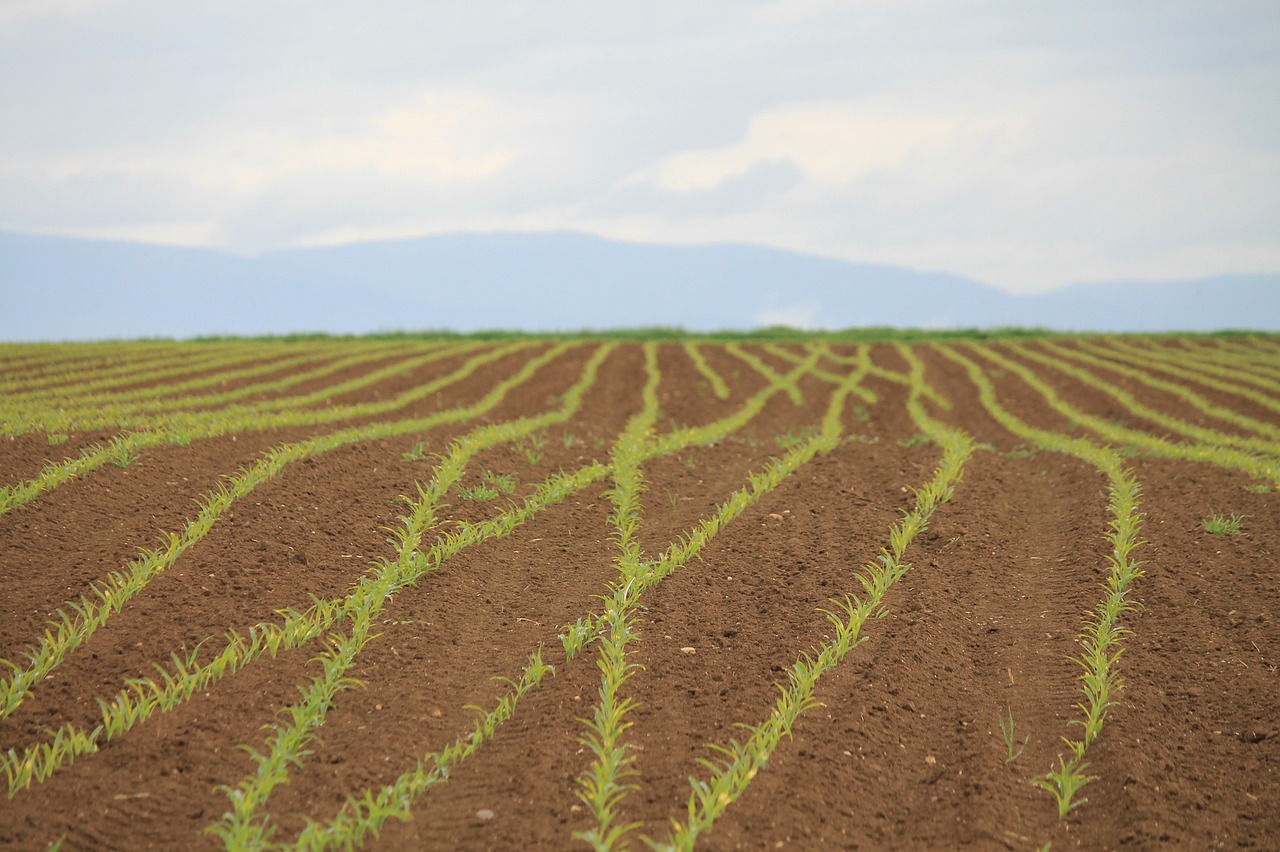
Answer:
[{"left": 1, "top": 0, "right": 1277, "bottom": 293}]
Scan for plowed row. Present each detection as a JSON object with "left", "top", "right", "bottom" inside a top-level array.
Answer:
[{"left": 0, "top": 336, "right": 1276, "bottom": 850}]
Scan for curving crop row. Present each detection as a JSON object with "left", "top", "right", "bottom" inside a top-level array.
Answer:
[
  {"left": 960, "top": 343, "right": 1280, "bottom": 487},
  {"left": 936, "top": 344, "right": 1146, "bottom": 821},
  {"left": 0, "top": 344, "right": 578, "bottom": 730}
]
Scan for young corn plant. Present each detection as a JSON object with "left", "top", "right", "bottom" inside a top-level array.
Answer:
[
  {"left": 401, "top": 441, "right": 430, "bottom": 461},
  {"left": 1201, "top": 512, "right": 1246, "bottom": 534},
  {"left": 999, "top": 707, "right": 1028, "bottom": 763},
  {"left": 1036, "top": 755, "right": 1098, "bottom": 818}
]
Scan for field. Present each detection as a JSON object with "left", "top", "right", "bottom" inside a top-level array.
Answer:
[{"left": 0, "top": 334, "right": 1276, "bottom": 850}]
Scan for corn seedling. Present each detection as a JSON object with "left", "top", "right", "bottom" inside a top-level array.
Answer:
[
  {"left": 482, "top": 470, "right": 518, "bottom": 494},
  {"left": 999, "top": 707, "right": 1028, "bottom": 763},
  {"left": 774, "top": 425, "right": 818, "bottom": 450},
  {"left": 401, "top": 441, "right": 430, "bottom": 461},
  {"left": 1035, "top": 755, "right": 1097, "bottom": 818},
  {"left": 1201, "top": 512, "right": 1246, "bottom": 534},
  {"left": 458, "top": 483, "right": 499, "bottom": 501}
]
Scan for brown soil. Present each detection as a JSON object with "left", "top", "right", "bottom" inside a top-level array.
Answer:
[{"left": 0, "top": 341, "right": 1276, "bottom": 851}]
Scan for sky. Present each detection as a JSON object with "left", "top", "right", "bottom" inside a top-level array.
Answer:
[{"left": 1, "top": 0, "right": 1278, "bottom": 294}]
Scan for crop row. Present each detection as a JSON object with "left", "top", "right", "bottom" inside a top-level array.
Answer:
[{"left": 1, "top": 336, "right": 1276, "bottom": 850}]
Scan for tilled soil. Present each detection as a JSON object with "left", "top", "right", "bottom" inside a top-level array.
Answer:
[{"left": 0, "top": 340, "right": 1276, "bottom": 851}]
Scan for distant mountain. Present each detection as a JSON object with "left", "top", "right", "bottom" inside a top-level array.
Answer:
[{"left": 2, "top": 229, "right": 1277, "bottom": 340}]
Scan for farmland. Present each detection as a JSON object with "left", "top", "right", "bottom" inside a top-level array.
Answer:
[{"left": 0, "top": 334, "right": 1276, "bottom": 850}]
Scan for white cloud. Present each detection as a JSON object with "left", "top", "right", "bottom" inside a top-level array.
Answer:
[
  {"left": 1, "top": 1, "right": 1277, "bottom": 293},
  {"left": 214, "top": 93, "right": 512, "bottom": 192},
  {"left": 39, "top": 220, "right": 223, "bottom": 247},
  {"left": 640, "top": 104, "right": 1009, "bottom": 193}
]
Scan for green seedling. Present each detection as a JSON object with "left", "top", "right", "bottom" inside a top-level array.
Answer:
[
  {"left": 1036, "top": 755, "right": 1097, "bottom": 818},
  {"left": 458, "top": 483, "right": 499, "bottom": 501},
  {"left": 481, "top": 470, "right": 517, "bottom": 494},
  {"left": 1202, "top": 513, "right": 1246, "bottom": 534},
  {"left": 46, "top": 433, "right": 69, "bottom": 445},
  {"left": 897, "top": 433, "right": 929, "bottom": 447},
  {"left": 106, "top": 437, "right": 135, "bottom": 468},
  {"left": 999, "top": 707, "right": 1028, "bottom": 763},
  {"left": 401, "top": 441, "right": 430, "bottom": 461},
  {"left": 1245, "top": 484, "right": 1271, "bottom": 494},
  {"left": 775, "top": 426, "right": 818, "bottom": 450}
]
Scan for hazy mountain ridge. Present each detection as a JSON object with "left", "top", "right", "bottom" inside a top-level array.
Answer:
[{"left": 2, "top": 230, "right": 1277, "bottom": 340}]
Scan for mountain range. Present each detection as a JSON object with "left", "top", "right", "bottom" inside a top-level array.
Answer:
[{"left": 2, "top": 229, "right": 1277, "bottom": 340}]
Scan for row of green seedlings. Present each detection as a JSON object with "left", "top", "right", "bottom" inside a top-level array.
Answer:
[
  {"left": 0, "top": 340, "right": 287, "bottom": 398},
  {"left": 576, "top": 344, "right": 900, "bottom": 849},
  {"left": 958, "top": 343, "right": 1280, "bottom": 488},
  {"left": 2, "top": 462, "right": 606, "bottom": 805},
  {"left": 0, "top": 343, "right": 582, "bottom": 734},
  {"left": 288, "top": 355, "right": 849, "bottom": 844},
  {"left": 204, "top": 343, "right": 617, "bottom": 846},
  {"left": 1099, "top": 337, "right": 1280, "bottom": 405},
  {"left": 574, "top": 342, "right": 665, "bottom": 850},
  {"left": 0, "top": 340, "right": 496, "bottom": 509},
  {"left": 723, "top": 344, "right": 805, "bottom": 406},
  {"left": 1081, "top": 337, "right": 1280, "bottom": 420},
  {"left": 820, "top": 343, "right": 953, "bottom": 411},
  {"left": 681, "top": 342, "right": 731, "bottom": 401},
  {"left": 1, "top": 340, "right": 832, "bottom": 807},
  {"left": 288, "top": 353, "right": 863, "bottom": 851},
  {"left": 0, "top": 337, "right": 799, "bottom": 515},
  {"left": 1037, "top": 339, "right": 1280, "bottom": 445},
  {"left": 0, "top": 335, "right": 797, "bottom": 734},
  {"left": 1009, "top": 341, "right": 1280, "bottom": 457},
  {"left": 936, "top": 344, "right": 1146, "bottom": 819},
  {"left": 0, "top": 340, "right": 548, "bottom": 516},
  {"left": 3, "top": 467, "right": 608, "bottom": 806},
  {"left": 7, "top": 336, "right": 793, "bottom": 438},
  {"left": 1192, "top": 337, "right": 1280, "bottom": 378},
  {"left": 2, "top": 339, "right": 483, "bottom": 435},
  {"left": 2, "top": 338, "right": 355, "bottom": 404},
  {"left": 651, "top": 347, "right": 973, "bottom": 849},
  {"left": 0, "top": 340, "right": 202, "bottom": 381},
  {"left": 764, "top": 342, "right": 879, "bottom": 409},
  {"left": 7, "top": 339, "right": 429, "bottom": 427},
  {"left": 1125, "top": 335, "right": 1280, "bottom": 381}
]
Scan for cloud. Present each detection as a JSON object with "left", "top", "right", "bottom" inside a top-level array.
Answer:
[
  {"left": 1, "top": 1, "right": 1277, "bottom": 292},
  {"left": 645, "top": 104, "right": 978, "bottom": 192}
]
